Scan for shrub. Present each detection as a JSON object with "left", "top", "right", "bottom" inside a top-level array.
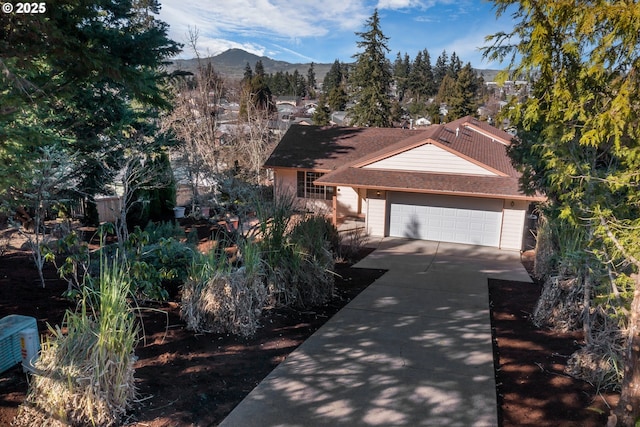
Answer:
[
  {"left": 126, "top": 152, "right": 177, "bottom": 230},
  {"left": 181, "top": 246, "right": 267, "bottom": 337},
  {"left": 336, "top": 226, "right": 369, "bottom": 263},
  {"left": 13, "top": 258, "right": 138, "bottom": 427},
  {"left": 533, "top": 213, "right": 554, "bottom": 280},
  {"left": 143, "top": 220, "right": 185, "bottom": 242},
  {"left": 533, "top": 275, "right": 584, "bottom": 331},
  {"left": 289, "top": 214, "right": 340, "bottom": 256},
  {"left": 122, "top": 225, "right": 194, "bottom": 300},
  {"left": 288, "top": 215, "right": 336, "bottom": 306},
  {"left": 263, "top": 214, "right": 336, "bottom": 309}
]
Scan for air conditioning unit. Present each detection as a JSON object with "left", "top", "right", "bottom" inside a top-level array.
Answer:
[{"left": 0, "top": 315, "right": 39, "bottom": 374}]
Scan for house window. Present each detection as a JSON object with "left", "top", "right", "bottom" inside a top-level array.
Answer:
[{"left": 297, "top": 171, "right": 334, "bottom": 200}]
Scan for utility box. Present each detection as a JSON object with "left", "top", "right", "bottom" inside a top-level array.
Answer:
[
  {"left": 20, "top": 328, "right": 40, "bottom": 372},
  {"left": 0, "top": 315, "right": 39, "bottom": 374}
]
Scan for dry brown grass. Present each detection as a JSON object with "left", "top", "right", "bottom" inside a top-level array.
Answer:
[
  {"left": 533, "top": 275, "right": 584, "bottom": 332},
  {"left": 181, "top": 267, "right": 267, "bottom": 338}
]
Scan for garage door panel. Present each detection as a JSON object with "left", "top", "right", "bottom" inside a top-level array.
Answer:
[{"left": 389, "top": 193, "right": 503, "bottom": 247}]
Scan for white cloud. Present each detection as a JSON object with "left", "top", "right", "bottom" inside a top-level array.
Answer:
[
  {"left": 160, "top": 0, "right": 369, "bottom": 39},
  {"left": 376, "top": 0, "right": 427, "bottom": 9},
  {"left": 156, "top": 0, "right": 513, "bottom": 67},
  {"left": 376, "top": 0, "right": 462, "bottom": 11},
  {"left": 414, "top": 15, "right": 437, "bottom": 23},
  {"left": 159, "top": 0, "right": 372, "bottom": 58}
]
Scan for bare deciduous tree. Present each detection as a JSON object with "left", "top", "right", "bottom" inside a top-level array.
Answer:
[
  {"left": 162, "top": 29, "right": 225, "bottom": 211},
  {"left": 229, "top": 91, "right": 276, "bottom": 185},
  {"left": 112, "top": 154, "right": 173, "bottom": 246},
  {"left": 12, "top": 146, "right": 77, "bottom": 287}
]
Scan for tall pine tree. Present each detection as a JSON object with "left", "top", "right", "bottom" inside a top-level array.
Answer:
[
  {"left": 348, "top": 9, "right": 393, "bottom": 127},
  {"left": 0, "top": 0, "right": 181, "bottom": 222},
  {"left": 307, "top": 62, "right": 317, "bottom": 98},
  {"left": 434, "top": 50, "right": 449, "bottom": 90},
  {"left": 312, "top": 93, "right": 331, "bottom": 126},
  {"left": 322, "top": 60, "right": 344, "bottom": 95},
  {"left": 447, "top": 62, "right": 478, "bottom": 120},
  {"left": 393, "top": 52, "right": 410, "bottom": 101}
]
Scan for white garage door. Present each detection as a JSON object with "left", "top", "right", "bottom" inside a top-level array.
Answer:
[{"left": 388, "top": 193, "right": 503, "bottom": 247}]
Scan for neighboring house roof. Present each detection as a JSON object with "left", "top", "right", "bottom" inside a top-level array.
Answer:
[{"left": 264, "top": 116, "right": 543, "bottom": 200}]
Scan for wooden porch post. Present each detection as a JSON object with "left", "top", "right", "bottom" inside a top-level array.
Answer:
[{"left": 332, "top": 190, "right": 337, "bottom": 226}]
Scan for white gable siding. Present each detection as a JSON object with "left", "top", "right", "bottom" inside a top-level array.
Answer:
[
  {"left": 366, "top": 190, "right": 387, "bottom": 236},
  {"left": 363, "top": 144, "right": 497, "bottom": 176},
  {"left": 499, "top": 200, "right": 528, "bottom": 250}
]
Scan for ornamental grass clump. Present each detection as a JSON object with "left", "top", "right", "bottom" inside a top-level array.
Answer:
[
  {"left": 13, "top": 258, "right": 139, "bottom": 427},
  {"left": 286, "top": 215, "right": 336, "bottom": 307},
  {"left": 181, "top": 242, "right": 267, "bottom": 337}
]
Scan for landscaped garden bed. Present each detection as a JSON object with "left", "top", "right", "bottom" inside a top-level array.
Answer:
[
  {"left": 0, "top": 235, "right": 384, "bottom": 426},
  {"left": 0, "top": 231, "right": 621, "bottom": 426}
]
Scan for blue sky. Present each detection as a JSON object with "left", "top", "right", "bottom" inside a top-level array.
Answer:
[{"left": 158, "top": 0, "right": 516, "bottom": 69}]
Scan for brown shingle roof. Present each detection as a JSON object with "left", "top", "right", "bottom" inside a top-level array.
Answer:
[
  {"left": 263, "top": 125, "right": 426, "bottom": 171},
  {"left": 314, "top": 168, "right": 541, "bottom": 200},
  {"left": 264, "top": 118, "right": 540, "bottom": 200}
]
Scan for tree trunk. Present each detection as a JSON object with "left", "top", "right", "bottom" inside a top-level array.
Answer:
[
  {"left": 614, "top": 275, "right": 640, "bottom": 426},
  {"left": 583, "top": 269, "right": 592, "bottom": 345}
]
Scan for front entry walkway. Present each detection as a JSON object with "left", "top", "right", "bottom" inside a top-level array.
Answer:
[{"left": 220, "top": 238, "right": 532, "bottom": 427}]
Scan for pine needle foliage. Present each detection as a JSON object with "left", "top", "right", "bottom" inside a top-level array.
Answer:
[{"left": 349, "top": 9, "right": 393, "bottom": 127}]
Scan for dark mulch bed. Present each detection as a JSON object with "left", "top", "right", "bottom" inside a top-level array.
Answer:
[
  {"left": 0, "top": 247, "right": 385, "bottom": 426},
  {"left": 0, "top": 247, "right": 621, "bottom": 426},
  {"left": 489, "top": 257, "right": 618, "bottom": 426}
]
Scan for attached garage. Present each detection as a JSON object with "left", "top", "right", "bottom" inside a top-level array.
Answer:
[{"left": 388, "top": 192, "right": 503, "bottom": 247}]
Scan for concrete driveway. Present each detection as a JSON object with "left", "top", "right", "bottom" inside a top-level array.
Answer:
[{"left": 220, "top": 238, "right": 532, "bottom": 427}]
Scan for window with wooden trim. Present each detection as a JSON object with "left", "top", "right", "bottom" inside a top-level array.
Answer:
[{"left": 296, "top": 171, "right": 334, "bottom": 200}]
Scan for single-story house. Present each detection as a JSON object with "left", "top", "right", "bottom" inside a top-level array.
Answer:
[{"left": 264, "top": 116, "right": 544, "bottom": 251}]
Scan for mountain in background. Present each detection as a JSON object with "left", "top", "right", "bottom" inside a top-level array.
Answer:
[
  {"left": 168, "top": 48, "right": 501, "bottom": 84},
  {"left": 168, "top": 48, "right": 334, "bottom": 81}
]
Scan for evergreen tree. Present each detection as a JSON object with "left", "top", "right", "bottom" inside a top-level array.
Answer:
[
  {"left": 447, "top": 63, "right": 478, "bottom": 120},
  {"left": 327, "top": 85, "right": 348, "bottom": 112},
  {"left": 0, "top": 0, "right": 181, "bottom": 222},
  {"left": 485, "top": 2, "right": 640, "bottom": 424},
  {"left": 421, "top": 49, "right": 435, "bottom": 96},
  {"left": 243, "top": 62, "right": 254, "bottom": 82},
  {"left": 307, "top": 63, "right": 317, "bottom": 97},
  {"left": 434, "top": 50, "right": 449, "bottom": 89},
  {"left": 448, "top": 52, "right": 462, "bottom": 79},
  {"left": 240, "top": 61, "right": 274, "bottom": 118},
  {"left": 408, "top": 50, "right": 424, "bottom": 101},
  {"left": 393, "top": 52, "right": 410, "bottom": 101},
  {"left": 436, "top": 74, "right": 456, "bottom": 108},
  {"left": 409, "top": 48, "right": 435, "bottom": 102},
  {"left": 349, "top": 9, "right": 392, "bottom": 127},
  {"left": 254, "top": 59, "right": 265, "bottom": 77},
  {"left": 292, "top": 69, "right": 306, "bottom": 97},
  {"left": 390, "top": 99, "right": 404, "bottom": 124},
  {"left": 323, "top": 60, "right": 344, "bottom": 96},
  {"left": 312, "top": 93, "right": 331, "bottom": 125}
]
